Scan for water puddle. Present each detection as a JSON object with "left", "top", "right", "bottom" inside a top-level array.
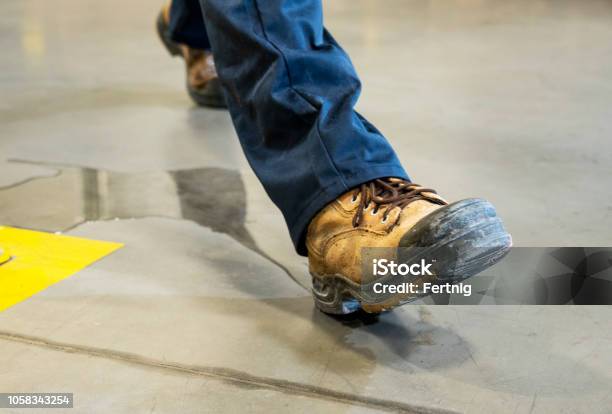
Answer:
[{"left": 0, "top": 160, "right": 305, "bottom": 288}]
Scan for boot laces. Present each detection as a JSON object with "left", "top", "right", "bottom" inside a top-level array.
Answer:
[{"left": 351, "top": 178, "right": 447, "bottom": 227}]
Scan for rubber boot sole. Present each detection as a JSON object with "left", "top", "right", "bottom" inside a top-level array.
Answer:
[{"left": 311, "top": 198, "right": 512, "bottom": 314}]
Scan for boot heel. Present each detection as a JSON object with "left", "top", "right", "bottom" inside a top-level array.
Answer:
[
  {"left": 156, "top": 11, "right": 181, "bottom": 57},
  {"left": 311, "top": 273, "right": 361, "bottom": 315}
]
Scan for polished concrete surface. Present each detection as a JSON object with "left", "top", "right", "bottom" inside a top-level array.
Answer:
[{"left": 1, "top": 0, "right": 611, "bottom": 413}]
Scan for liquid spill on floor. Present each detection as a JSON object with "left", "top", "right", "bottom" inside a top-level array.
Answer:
[{"left": 0, "top": 160, "right": 307, "bottom": 288}]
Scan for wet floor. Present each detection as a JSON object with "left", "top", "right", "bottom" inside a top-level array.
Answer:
[
  {"left": 1, "top": 160, "right": 254, "bottom": 246},
  {"left": 1, "top": 159, "right": 308, "bottom": 288},
  {"left": 1, "top": 0, "right": 612, "bottom": 412}
]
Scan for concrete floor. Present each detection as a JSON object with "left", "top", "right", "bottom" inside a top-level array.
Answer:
[{"left": 1, "top": 0, "right": 611, "bottom": 413}]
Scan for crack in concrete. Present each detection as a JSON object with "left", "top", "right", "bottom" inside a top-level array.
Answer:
[
  {"left": 0, "top": 168, "right": 61, "bottom": 191},
  {"left": 61, "top": 214, "right": 310, "bottom": 291},
  {"left": 0, "top": 330, "right": 456, "bottom": 414}
]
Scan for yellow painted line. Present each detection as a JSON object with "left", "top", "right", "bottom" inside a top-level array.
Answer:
[{"left": 0, "top": 226, "right": 123, "bottom": 312}]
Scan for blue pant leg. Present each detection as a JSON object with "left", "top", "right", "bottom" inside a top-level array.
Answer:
[
  {"left": 168, "top": 0, "right": 211, "bottom": 50},
  {"left": 200, "top": 0, "right": 409, "bottom": 255}
]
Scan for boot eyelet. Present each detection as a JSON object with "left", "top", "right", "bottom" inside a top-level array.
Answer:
[
  {"left": 351, "top": 196, "right": 358, "bottom": 203},
  {"left": 370, "top": 209, "right": 378, "bottom": 216},
  {"left": 381, "top": 216, "right": 388, "bottom": 224}
]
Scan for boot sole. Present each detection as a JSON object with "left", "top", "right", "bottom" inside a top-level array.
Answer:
[
  {"left": 311, "top": 198, "right": 512, "bottom": 315},
  {"left": 156, "top": 11, "right": 227, "bottom": 108}
]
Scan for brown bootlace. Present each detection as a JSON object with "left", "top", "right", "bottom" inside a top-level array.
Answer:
[{"left": 351, "top": 178, "right": 447, "bottom": 227}]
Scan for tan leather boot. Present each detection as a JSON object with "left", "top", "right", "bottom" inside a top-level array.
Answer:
[
  {"left": 306, "top": 178, "right": 511, "bottom": 314},
  {"left": 156, "top": 4, "right": 226, "bottom": 108}
]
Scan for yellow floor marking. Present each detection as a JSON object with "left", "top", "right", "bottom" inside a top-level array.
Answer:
[{"left": 0, "top": 226, "right": 123, "bottom": 312}]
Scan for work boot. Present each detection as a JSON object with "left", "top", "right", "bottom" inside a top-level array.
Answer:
[
  {"left": 306, "top": 178, "right": 512, "bottom": 314},
  {"left": 156, "top": 4, "right": 226, "bottom": 108}
]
